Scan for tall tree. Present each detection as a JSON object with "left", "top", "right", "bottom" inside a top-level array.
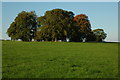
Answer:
[
  {"left": 74, "top": 14, "right": 92, "bottom": 41},
  {"left": 7, "top": 11, "right": 37, "bottom": 41},
  {"left": 37, "top": 9, "right": 75, "bottom": 41}
]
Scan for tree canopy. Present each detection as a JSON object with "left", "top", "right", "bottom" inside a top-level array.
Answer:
[
  {"left": 7, "top": 11, "right": 37, "bottom": 41},
  {"left": 7, "top": 9, "right": 107, "bottom": 42},
  {"left": 36, "top": 9, "right": 77, "bottom": 42},
  {"left": 74, "top": 14, "right": 91, "bottom": 33},
  {"left": 93, "top": 29, "right": 107, "bottom": 42},
  {"left": 73, "top": 14, "right": 92, "bottom": 41}
]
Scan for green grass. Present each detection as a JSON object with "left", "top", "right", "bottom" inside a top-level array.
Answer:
[{"left": 2, "top": 41, "right": 118, "bottom": 78}]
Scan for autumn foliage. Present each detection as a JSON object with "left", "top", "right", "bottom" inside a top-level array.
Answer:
[
  {"left": 73, "top": 14, "right": 91, "bottom": 33},
  {"left": 7, "top": 9, "right": 107, "bottom": 42}
]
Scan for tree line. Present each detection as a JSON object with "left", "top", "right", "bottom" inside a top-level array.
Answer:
[{"left": 7, "top": 9, "right": 107, "bottom": 42}]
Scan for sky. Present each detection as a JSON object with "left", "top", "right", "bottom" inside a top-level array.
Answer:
[
  {"left": 1, "top": 1, "right": 118, "bottom": 42},
  {"left": 1, "top": 0, "right": 119, "bottom": 2}
]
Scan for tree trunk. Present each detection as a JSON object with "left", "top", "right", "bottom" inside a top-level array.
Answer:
[{"left": 55, "top": 38, "right": 57, "bottom": 42}]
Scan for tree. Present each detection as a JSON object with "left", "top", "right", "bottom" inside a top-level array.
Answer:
[
  {"left": 37, "top": 9, "right": 75, "bottom": 41},
  {"left": 93, "top": 29, "right": 107, "bottom": 42},
  {"left": 68, "top": 21, "right": 82, "bottom": 42},
  {"left": 7, "top": 11, "right": 37, "bottom": 41},
  {"left": 7, "top": 22, "right": 18, "bottom": 40},
  {"left": 34, "top": 27, "right": 43, "bottom": 41},
  {"left": 73, "top": 14, "right": 92, "bottom": 41},
  {"left": 85, "top": 32, "right": 96, "bottom": 42}
]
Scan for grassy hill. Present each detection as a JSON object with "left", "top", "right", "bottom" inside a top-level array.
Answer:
[{"left": 2, "top": 41, "right": 118, "bottom": 78}]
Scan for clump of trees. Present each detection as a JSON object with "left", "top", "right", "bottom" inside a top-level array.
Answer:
[{"left": 7, "top": 9, "right": 107, "bottom": 42}]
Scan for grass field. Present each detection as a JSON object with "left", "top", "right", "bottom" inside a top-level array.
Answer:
[{"left": 2, "top": 41, "right": 118, "bottom": 78}]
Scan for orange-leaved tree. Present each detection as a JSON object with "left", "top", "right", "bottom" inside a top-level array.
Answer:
[{"left": 74, "top": 14, "right": 92, "bottom": 41}]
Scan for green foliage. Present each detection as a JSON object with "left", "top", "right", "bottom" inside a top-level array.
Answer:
[
  {"left": 3, "top": 41, "right": 118, "bottom": 78},
  {"left": 7, "top": 9, "right": 107, "bottom": 42},
  {"left": 86, "top": 32, "right": 96, "bottom": 42},
  {"left": 7, "top": 11, "right": 37, "bottom": 41},
  {"left": 93, "top": 29, "right": 107, "bottom": 42},
  {"left": 7, "top": 22, "right": 18, "bottom": 40},
  {"left": 68, "top": 22, "right": 82, "bottom": 42},
  {"left": 36, "top": 9, "right": 76, "bottom": 41}
]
